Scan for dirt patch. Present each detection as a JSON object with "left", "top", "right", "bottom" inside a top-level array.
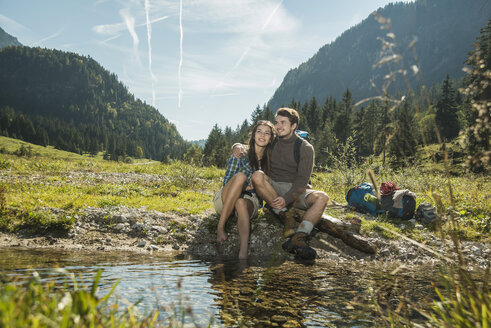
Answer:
[{"left": 0, "top": 206, "right": 488, "bottom": 268}]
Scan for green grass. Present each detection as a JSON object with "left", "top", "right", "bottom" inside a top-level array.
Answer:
[
  {"left": 0, "top": 135, "right": 489, "bottom": 327},
  {"left": 0, "top": 135, "right": 489, "bottom": 241},
  {"left": 0, "top": 269, "right": 210, "bottom": 328}
]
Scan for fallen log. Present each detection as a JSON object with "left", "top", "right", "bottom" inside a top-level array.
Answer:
[{"left": 293, "top": 209, "right": 377, "bottom": 254}]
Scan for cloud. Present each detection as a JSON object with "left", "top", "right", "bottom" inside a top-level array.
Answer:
[{"left": 0, "top": 14, "right": 30, "bottom": 33}]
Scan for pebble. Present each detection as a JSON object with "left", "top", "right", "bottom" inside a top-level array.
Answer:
[
  {"left": 114, "top": 223, "right": 125, "bottom": 231},
  {"left": 471, "top": 245, "right": 482, "bottom": 256},
  {"left": 137, "top": 240, "right": 146, "bottom": 247},
  {"left": 271, "top": 315, "right": 288, "bottom": 323}
]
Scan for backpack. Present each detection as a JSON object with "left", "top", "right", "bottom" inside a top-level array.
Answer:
[
  {"left": 380, "top": 193, "right": 416, "bottom": 220},
  {"left": 293, "top": 130, "right": 311, "bottom": 165},
  {"left": 416, "top": 202, "right": 437, "bottom": 224},
  {"left": 345, "top": 183, "right": 382, "bottom": 217}
]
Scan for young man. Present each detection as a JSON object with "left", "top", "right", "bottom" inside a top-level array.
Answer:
[{"left": 233, "top": 108, "right": 329, "bottom": 260}]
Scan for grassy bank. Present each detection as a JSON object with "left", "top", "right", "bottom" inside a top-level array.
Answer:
[
  {"left": 0, "top": 135, "right": 490, "bottom": 327},
  {"left": 0, "top": 135, "right": 489, "bottom": 241}
]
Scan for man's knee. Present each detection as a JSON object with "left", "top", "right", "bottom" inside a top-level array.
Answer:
[{"left": 309, "top": 191, "right": 329, "bottom": 208}]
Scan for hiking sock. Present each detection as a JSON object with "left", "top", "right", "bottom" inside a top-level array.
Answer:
[
  {"left": 296, "top": 220, "right": 313, "bottom": 235},
  {"left": 272, "top": 207, "right": 288, "bottom": 216}
]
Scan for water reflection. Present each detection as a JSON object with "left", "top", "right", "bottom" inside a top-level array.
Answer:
[{"left": 1, "top": 248, "right": 442, "bottom": 327}]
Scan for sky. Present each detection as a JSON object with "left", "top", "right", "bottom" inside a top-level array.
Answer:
[{"left": 0, "top": 0, "right": 408, "bottom": 141}]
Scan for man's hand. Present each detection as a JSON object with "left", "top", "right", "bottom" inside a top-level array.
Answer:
[
  {"left": 271, "top": 196, "right": 286, "bottom": 210},
  {"left": 232, "top": 143, "right": 246, "bottom": 158}
]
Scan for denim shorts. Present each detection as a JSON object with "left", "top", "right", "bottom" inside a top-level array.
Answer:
[{"left": 213, "top": 188, "right": 260, "bottom": 219}]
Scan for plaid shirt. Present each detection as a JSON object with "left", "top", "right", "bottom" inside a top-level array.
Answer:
[{"left": 223, "top": 155, "right": 252, "bottom": 187}]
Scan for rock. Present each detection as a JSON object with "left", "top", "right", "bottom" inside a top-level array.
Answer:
[
  {"left": 131, "top": 223, "right": 144, "bottom": 232},
  {"left": 152, "top": 226, "right": 166, "bottom": 233},
  {"left": 115, "top": 215, "right": 128, "bottom": 223},
  {"left": 328, "top": 253, "right": 340, "bottom": 261},
  {"left": 271, "top": 315, "right": 288, "bottom": 323},
  {"left": 114, "top": 223, "right": 125, "bottom": 231},
  {"left": 147, "top": 245, "right": 159, "bottom": 251},
  {"left": 137, "top": 240, "right": 146, "bottom": 247},
  {"left": 415, "top": 224, "right": 424, "bottom": 230},
  {"left": 471, "top": 245, "right": 482, "bottom": 256}
]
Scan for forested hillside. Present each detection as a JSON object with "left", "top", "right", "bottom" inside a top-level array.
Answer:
[
  {"left": 267, "top": 0, "right": 491, "bottom": 110},
  {"left": 0, "top": 46, "right": 189, "bottom": 161}
]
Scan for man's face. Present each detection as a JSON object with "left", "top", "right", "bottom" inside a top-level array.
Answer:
[{"left": 275, "top": 115, "right": 296, "bottom": 138}]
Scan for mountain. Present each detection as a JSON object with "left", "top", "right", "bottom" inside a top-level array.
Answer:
[
  {"left": 267, "top": 0, "right": 491, "bottom": 110},
  {"left": 0, "top": 27, "right": 22, "bottom": 48},
  {"left": 0, "top": 46, "right": 189, "bottom": 160}
]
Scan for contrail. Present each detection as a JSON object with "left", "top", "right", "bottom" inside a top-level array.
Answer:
[
  {"left": 233, "top": 0, "right": 283, "bottom": 70},
  {"left": 262, "top": 0, "right": 283, "bottom": 30},
  {"left": 32, "top": 30, "right": 62, "bottom": 46},
  {"left": 144, "top": 0, "right": 156, "bottom": 106},
  {"left": 214, "top": 0, "right": 283, "bottom": 93},
  {"left": 120, "top": 9, "right": 141, "bottom": 66},
  {"left": 178, "top": 0, "right": 183, "bottom": 108}
]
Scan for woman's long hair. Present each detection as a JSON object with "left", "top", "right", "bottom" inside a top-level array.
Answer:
[{"left": 247, "top": 120, "right": 276, "bottom": 175}]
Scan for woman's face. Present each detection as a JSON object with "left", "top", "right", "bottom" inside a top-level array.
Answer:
[{"left": 254, "top": 124, "right": 272, "bottom": 148}]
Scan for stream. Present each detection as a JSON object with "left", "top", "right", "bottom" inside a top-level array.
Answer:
[{"left": 0, "top": 247, "right": 452, "bottom": 327}]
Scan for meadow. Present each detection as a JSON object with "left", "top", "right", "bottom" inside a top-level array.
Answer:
[
  {"left": 0, "top": 135, "right": 488, "bottom": 241},
  {"left": 0, "top": 136, "right": 490, "bottom": 327}
]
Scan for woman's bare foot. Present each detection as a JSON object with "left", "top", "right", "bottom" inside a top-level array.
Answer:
[
  {"left": 217, "top": 229, "right": 227, "bottom": 242},
  {"left": 238, "top": 247, "right": 248, "bottom": 259}
]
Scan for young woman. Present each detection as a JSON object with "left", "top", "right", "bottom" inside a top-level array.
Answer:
[{"left": 213, "top": 120, "right": 276, "bottom": 259}]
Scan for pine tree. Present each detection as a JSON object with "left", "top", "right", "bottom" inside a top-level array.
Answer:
[
  {"left": 333, "top": 88, "right": 353, "bottom": 144},
  {"left": 380, "top": 94, "right": 393, "bottom": 165},
  {"left": 360, "top": 100, "right": 381, "bottom": 156},
  {"left": 435, "top": 75, "right": 459, "bottom": 141},
  {"left": 462, "top": 19, "right": 490, "bottom": 173},
  {"left": 250, "top": 105, "right": 262, "bottom": 124},
  {"left": 305, "top": 96, "right": 322, "bottom": 135},
  {"left": 203, "top": 124, "right": 228, "bottom": 167},
  {"left": 388, "top": 101, "right": 418, "bottom": 166}
]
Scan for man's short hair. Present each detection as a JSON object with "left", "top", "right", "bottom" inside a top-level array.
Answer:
[{"left": 276, "top": 107, "right": 299, "bottom": 126}]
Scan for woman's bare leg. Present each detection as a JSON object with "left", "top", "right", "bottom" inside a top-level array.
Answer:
[
  {"left": 235, "top": 198, "right": 253, "bottom": 259},
  {"left": 217, "top": 173, "right": 247, "bottom": 242}
]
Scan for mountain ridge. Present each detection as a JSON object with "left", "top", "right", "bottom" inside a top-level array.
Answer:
[
  {"left": 0, "top": 26, "right": 22, "bottom": 48},
  {"left": 267, "top": 0, "right": 491, "bottom": 110}
]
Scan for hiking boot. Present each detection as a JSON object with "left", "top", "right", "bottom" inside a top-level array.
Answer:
[
  {"left": 282, "top": 232, "right": 317, "bottom": 260},
  {"left": 277, "top": 210, "right": 296, "bottom": 238}
]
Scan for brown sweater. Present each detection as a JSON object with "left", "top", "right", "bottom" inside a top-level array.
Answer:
[{"left": 270, "top": 134, "right": 314, "bottom": 205}]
